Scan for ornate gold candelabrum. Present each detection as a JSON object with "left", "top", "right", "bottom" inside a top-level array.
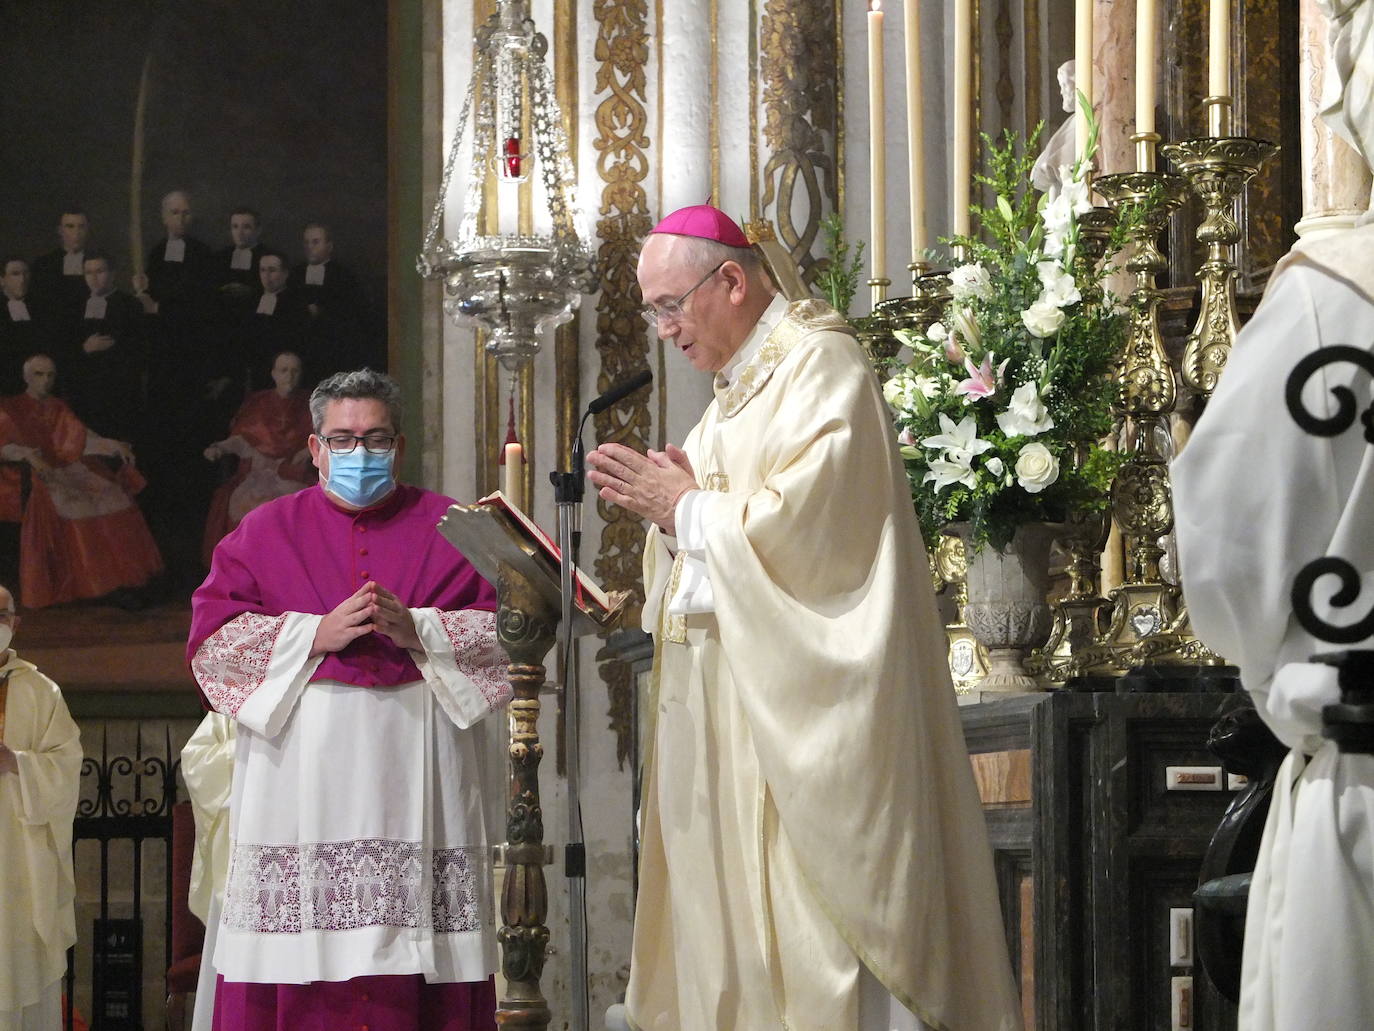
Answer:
[
  {"left": 1069, "top": 160, "right": 1191, "bottom": 680},
  {"left": 1161, "top": 101, "right": 1278, "bottom": 397},
  {"left": 873, "top": 262, "right": 950, "bottom": 351}
]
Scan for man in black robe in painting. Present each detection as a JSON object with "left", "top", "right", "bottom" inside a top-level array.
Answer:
[
  {"left": 236, "top": 250, "right": 308, "bottom": 391},
  {"left": 289, "top": 222, "right": 377, "bottom": 376},
  {"left": 133, "top": 189, "right": 217, "bottom": 589},
  {"left": 29, "top": 209, "right": 92, "bottom": 337},
  {"left": 69, "top": 251, "right": 145, "bottom": 445},
  {"left": 212, "top": 207, "right": 268, "bottom": 324}
]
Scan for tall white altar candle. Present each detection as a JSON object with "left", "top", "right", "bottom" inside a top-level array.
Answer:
[
  {"left": 952, "top": 0, "right": 972, "bottom": 239},
  {"left": 904, "top": 0, "right": 927, "bottom": 258},
  {"left": 1136, "top": 0, "right": 1156, "bottom": 138},
  {"left": 868, "top": 1, "right": 887, "bottom": 281},
  {"left": 1208, "top": 0, "right": 1230, "bottom": 105},
  {"left": 1074, "top": 0, "right": 1093, "bottom": 162}
]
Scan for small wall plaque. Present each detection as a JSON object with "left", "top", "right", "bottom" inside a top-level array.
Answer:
[
  {"left": 1166, "top": 766, "right": 1223, "bottom": 791},
  {"left": 1169, "top": 908, "right": 1194, "bottom": 967},
  {"left": 1171, "top": 975, "right": 1194, "bottom": 1030}
]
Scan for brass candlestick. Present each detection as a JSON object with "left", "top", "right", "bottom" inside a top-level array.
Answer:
[
  {"left": 1032, "top": 208, "right": 1118, "bottom": 684},
  {"left": 1036, "top": 505, "right": 1112, "bottom": 685},
  {"left": 1161, "top": 133, "right": 1278, "bottom": 397},
  {"left": 1069, "top": 168, "right": 1189, "bottom": 679},
  {"left": 933, "top": 534, "right": 989, "bottom": 693}
]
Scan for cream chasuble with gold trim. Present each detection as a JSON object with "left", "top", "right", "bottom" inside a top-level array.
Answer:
[{"left": 628, "top": 298, "right": 1020, "bottom": 1031}]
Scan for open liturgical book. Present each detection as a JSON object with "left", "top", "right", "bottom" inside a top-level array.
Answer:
[{"left": 436, "top": 491, "right": 628, "bottom": 635}]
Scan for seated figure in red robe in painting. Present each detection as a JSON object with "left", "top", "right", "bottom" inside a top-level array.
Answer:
[
  {"left": 0, "top": 354, "right": 163, "bottom": 607},
  {"left": 201, "top": 351, "right": 315, "bottom": 565}
]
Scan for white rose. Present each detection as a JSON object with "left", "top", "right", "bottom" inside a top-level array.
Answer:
[
  {"left": 1014, "top": 442, "right": 1060, "bottom": 494},
  {"left": 949, "top": 263, "right": 992, "bottom": 301},
  {"left": 985, "top": 456, "right": 1005, "bottom": 478},
  {"left": 927, "top": 321, "right": 949, "bottom": 342},
  {"left": 996, "top": 381, "right": 1055, "bottom": 438},
  {"left": 1021, "top": 299, "right": 1066, "bottom": 338}
]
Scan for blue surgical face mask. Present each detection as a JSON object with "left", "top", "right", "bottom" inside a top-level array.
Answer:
[{"left": 324, "top": 446, "right": 396, "bottom": 508}]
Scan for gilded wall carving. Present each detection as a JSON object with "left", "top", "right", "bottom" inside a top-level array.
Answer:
[
  {"left": 593, "top": 0, "right": 653, "bottom": 766},
  {"left": 759, "top": 0, "right": 839, "bottom": 285}
]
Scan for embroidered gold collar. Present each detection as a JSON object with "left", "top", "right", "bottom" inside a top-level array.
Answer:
[{"left": 712, "top": 298, "right": 853, "bottom": 419}]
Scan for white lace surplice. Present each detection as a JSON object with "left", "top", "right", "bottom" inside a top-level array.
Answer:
[{"left": 192, "top": 607, "right": 508, "bottom": 986}]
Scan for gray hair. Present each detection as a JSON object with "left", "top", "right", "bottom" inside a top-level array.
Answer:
[
  {"left": 309, "top": 368, "right": 403, "bottom": 433},
  {"left": 671, "top": 235, "right": 766, "bottom": 281}
]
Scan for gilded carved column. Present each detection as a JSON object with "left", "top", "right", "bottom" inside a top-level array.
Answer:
[
  {"left": 759, "top": 0, "right": 840, "bottom": 285},
  {"left": 1295, "top": 0, "right": 1373, "bottom": 238},
  {"left": 592, "top": 0, "right": 653, "bottom": 766}
]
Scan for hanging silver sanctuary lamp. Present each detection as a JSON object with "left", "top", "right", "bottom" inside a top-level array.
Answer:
[{"left": 417, "top": 0, "right": 596, "bottom": 369}]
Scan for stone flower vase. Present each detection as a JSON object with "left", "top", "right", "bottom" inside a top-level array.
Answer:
[{"left": 955, "top": 522, "right": 1059, "bottom": 693}]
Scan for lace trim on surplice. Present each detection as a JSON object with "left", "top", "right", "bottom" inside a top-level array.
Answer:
[
  {"left": 222, "top": 839, "right": 487, "bottom": 934},
  {"left": 191, "top": 612, "right": 289, "bottom": 717},
  {"left": 437, "top": 609, "right": 510, "bottom": 712}
]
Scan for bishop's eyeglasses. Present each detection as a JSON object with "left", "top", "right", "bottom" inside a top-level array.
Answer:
[
  {"left": 318, "top": 434, "right": 398, "bottom": 454},
  {"left": 639, "top": 260, "right": 726, "bottom": 328}
]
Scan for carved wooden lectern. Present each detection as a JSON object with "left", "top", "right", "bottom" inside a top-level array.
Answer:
[{"left": 438, "top": 502, "right": 625, "bottom": 1030}]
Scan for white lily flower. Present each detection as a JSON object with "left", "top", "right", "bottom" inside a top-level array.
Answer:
[
  {"left": 949, "top": 305, "right": 982, "bottom": 352},
  {"left": 921, "top": 413, "right": 994, "bottom": 458},
  {"left": 924, "top": 453, "right": 978, "bottom": 492},
  {"left": 949, "top": 263, "right": 992, "bottom": 301}
]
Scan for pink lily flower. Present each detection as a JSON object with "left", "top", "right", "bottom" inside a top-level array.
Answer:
[
  {"left": 944, "top": 335, "right": 966, "bottom": 365},
  {"left": 955, "top": 352, "right": 1009, "bottom": 402}
]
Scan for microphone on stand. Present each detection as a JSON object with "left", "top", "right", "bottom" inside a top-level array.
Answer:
[
  {"left": 548, "top": 367, "right": 651, "bottom": 1031},
  {"left": 558, "top": 369, "right": 654, "bottom": 523}
]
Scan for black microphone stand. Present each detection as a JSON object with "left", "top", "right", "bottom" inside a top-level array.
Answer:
[
  {"left": 549, "top": 410, "right": 592, "bottom": 1031},
  {"left": 548, "top": 371, "right": 649, "bottom": 1031}
]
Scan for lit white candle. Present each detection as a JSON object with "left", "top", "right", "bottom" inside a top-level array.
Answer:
[
  {"left": 904, "top": 0, "right": 926, "bottom": 259},
  {"left": 1074, "top": 0, "right": 1094, "bottom": 162},
  {"left": 1208, "top": 0, "right": 1230, "bottom": 106},
  {"left": 952, "top": 0, "right": 971, "bottom": 239},
  {"left": 503, "top": 442, "right": 523, "bottom": 508},
  {"left": 1135, "top": 0, "right": 1156, "bottom": 139},
  {"left": 868, "top": 1, "right": 887, "bottom": 282}
]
